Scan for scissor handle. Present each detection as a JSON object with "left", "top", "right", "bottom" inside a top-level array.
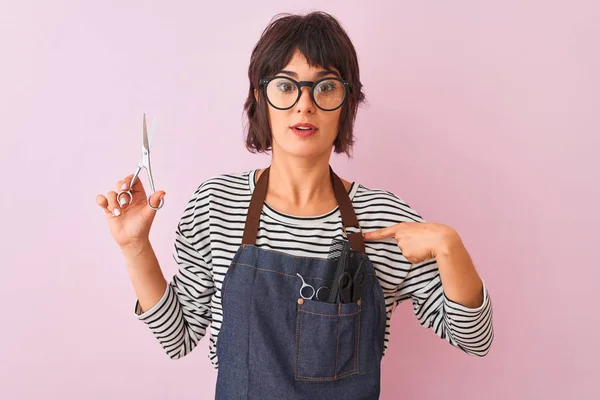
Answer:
[
  {"left": 297, "top": 273, "right": 315, "bottom": 300},
  {"left": 315, "top": 286, "right": 331, "bottom": 302},
  {"left": 116, "top": 165, "right": 142, "bottom": 206},
  {"left": 353, "top": 259, "right": 365, "bottom": 283},
  {"left": 338, "top": 272, "right": 353, "bottom": 303},
  {"left": 148, "top": 196, "right": 165, "bottom": 210},
  {"left": 351, "top": 258, "right": 366, "bottom": 302},
  {"left": 116, "top": 190, "right": 134, "bottom": 205},
  {"left": 338, "top": 271, "right": 352, "bottom": 287},
  {"left": 116, "top": 190, "right": 164, "bottom": 210}
]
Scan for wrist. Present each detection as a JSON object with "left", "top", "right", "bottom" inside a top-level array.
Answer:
[
  {"left": 120, "top": 239, "right": 152, "bottom": 259},
  {"left": 436, "top": 227, "right": 462, "bottom": 257}
]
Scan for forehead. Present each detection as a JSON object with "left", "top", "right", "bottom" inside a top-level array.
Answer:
[{"left": 281, "top": 49, "right": 340, "bottom": 76}]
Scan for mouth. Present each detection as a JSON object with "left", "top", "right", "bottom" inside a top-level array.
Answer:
[{"left": 291, "top": 123, "right": 317, "bottom": 137}]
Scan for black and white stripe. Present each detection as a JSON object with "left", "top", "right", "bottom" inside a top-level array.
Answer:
[{"left": 135, "top": 170, "right": 493, "bottom": 367}]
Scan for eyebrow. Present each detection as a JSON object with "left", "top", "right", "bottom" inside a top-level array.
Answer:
[{"left": 278, "top": 69, "right": 340, "bottom": 79}]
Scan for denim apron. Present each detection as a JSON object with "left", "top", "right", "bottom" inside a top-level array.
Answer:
[{"left": 215, "top": 166, "right": 387, "bottom": 400}]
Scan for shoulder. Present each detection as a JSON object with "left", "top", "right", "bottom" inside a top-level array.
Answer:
[
  {"left": 352, "top": 182, "right": 425, "bottom": 223},
  {"left": 179, "top": 170, "right": 254, "bottom": 224},
  {"left": 198, "top": 170, "right": 252, "bottom": 190},
  {"left": 190, "top": 170, "right": 254, "bottom": 199}
]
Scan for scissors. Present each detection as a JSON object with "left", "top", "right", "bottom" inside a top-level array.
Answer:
[
  {"left": 117, "top": 113, "right": 164, "bottom": 211},
  {"left": 296, "top": 273, "right": 331, "bottom": 301},
  {"left": 337, "top": 255, "right": 366, "bottom": 303}
]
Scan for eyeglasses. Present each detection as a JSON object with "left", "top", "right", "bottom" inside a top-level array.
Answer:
[{"left": 259, "top": 76, "right": 350, "bottom": 111}]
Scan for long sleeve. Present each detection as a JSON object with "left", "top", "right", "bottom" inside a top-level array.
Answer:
[
  {"left": 134, "top": 192, "right": 216, "bottom": 359},
  {"left": 396, "top": 258, "right": 494, "bottom": 357}
]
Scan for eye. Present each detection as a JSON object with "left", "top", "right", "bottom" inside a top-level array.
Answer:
[
  {"left": 275, "top": 80, "right": 295, "bottom": 93},
  {"left": 317, "top": 80, "right": 337, "bottom": 93}
]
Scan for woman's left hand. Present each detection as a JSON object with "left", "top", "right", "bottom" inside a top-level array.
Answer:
[{"left": 362, "top": 222, "right": 458, "bottom": 264}]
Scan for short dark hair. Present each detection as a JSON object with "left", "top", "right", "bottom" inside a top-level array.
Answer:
[{"left": 243, "top": 11, "right": 366, "bottom": 157}]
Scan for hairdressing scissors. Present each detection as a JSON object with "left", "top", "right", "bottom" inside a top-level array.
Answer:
[
  {"left": 350, "top": 257, "right": 366, "bottom": 302},
  {"left": 337, "top": 256, "right": 366, "bottom": 303},
  {"left": 296, "top": 273, "right": 331, "bottom": 302},
  {"left": 117, "top": 113, "right": 164, "bottom": 211}
]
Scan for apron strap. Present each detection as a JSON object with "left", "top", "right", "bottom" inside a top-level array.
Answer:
[{"left": 242, "top": 166, "right": 366, "bottom": 253}]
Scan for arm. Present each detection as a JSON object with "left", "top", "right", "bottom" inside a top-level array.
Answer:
[
  {"left": 435, "top": 231, "right": 484, "bottom": 308},
  {"left": 359, "top": 188, "right": 494, "bottom": 356},
  {"left": 122, "top": 240, "right": 167, "bottom": 314},
  {"left": 399, "top": 254, "right": 493, "bottom": 357},
  {"left": 130, "top": 192, "right": 215, "bottom": 359}
]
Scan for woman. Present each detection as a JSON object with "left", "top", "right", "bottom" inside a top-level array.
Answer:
[{"left": 97, "top": 11, "right": 493, "bottom": 399}]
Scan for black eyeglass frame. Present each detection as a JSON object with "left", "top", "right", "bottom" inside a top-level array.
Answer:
[{"left": 259, "top": 76, "right": 351, "bottom": 111}]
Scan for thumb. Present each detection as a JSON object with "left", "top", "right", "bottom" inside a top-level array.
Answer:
[{"left": 148, "top": 191, "right": 166, "bottom": 209}]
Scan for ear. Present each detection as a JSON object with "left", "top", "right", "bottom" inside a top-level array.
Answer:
[{"left": 254, "top": 89, "right": 259, "bottom": 102}]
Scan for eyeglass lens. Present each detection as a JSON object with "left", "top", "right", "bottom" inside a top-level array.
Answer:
[{"left": 265, "top": 77, "right": 345, "bottom": 110}]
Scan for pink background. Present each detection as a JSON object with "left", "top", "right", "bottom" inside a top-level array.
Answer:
[{"left": 1, "top": 1, "right": 598, "bottom": 399}]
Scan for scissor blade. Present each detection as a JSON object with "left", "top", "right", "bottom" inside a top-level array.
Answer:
[
  {"left": 142, "top": 113, "right": 149, "bottom": 151},
  {"left": 141, "top": 114, "right": 158, "bottom": 151}
]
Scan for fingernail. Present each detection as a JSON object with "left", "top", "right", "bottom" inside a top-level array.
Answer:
[
  {"left": 119, "top": 197, "right": 127, "bottom": 206},
  {"left": 121, "top": 183, "right": 127, "bottom": 190},
  {"left": 113, "top": 208, "right": 121, "bottom": 217}
]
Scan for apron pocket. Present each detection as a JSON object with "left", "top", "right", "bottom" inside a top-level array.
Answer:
[{"left": 295, "top": 299, "right": 361, "bottom": 382}]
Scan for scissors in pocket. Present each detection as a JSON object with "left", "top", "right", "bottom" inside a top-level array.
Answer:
[
  {"left": 117, "top": 113, "right": 164, "bottom": 211},
  {"left": 296, "top": 273, "right": 331, "bottom": 302},
  {"left": 338, "top": 256, "right": 366, "bottom": 303}
]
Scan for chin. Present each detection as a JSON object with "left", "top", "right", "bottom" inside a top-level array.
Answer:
[
  {"left": 272, "top": 129, "right": 336, "bottom": 159},
  {"left": 292, "top": 148, "right": 328, "bottom": 159},
  {"left": 276, "top": 141, "right": 332, "bottom": 159}
]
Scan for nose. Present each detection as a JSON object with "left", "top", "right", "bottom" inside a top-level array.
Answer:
[{"left": 295, "top": 86, "right": 315, "bottom": 114}]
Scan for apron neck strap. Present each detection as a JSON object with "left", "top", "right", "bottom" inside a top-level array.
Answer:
[{"left": 242, "top": 166, "right": 365, "bottom": 253}]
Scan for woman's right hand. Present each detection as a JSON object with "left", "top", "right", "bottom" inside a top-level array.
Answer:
[{"left": 96, "top": 174, "right": 166, "bottom": 249}]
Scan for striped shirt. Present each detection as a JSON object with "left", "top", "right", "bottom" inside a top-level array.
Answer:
[{"left": 135, "top": 169, "right": 494, "bottom": 368}]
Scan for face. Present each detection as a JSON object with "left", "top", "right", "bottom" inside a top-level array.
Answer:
[{"left": 255, "top": 49, "right": 343, "bottom": 160}]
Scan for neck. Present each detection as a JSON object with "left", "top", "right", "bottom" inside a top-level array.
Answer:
[{"left": 263, "top": 150, "right": 335, "bottom": 212}]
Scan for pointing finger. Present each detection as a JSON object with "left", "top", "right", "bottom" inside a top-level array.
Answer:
[{"left": 363, "top": 224, "right": 399, "bottom": 241}]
